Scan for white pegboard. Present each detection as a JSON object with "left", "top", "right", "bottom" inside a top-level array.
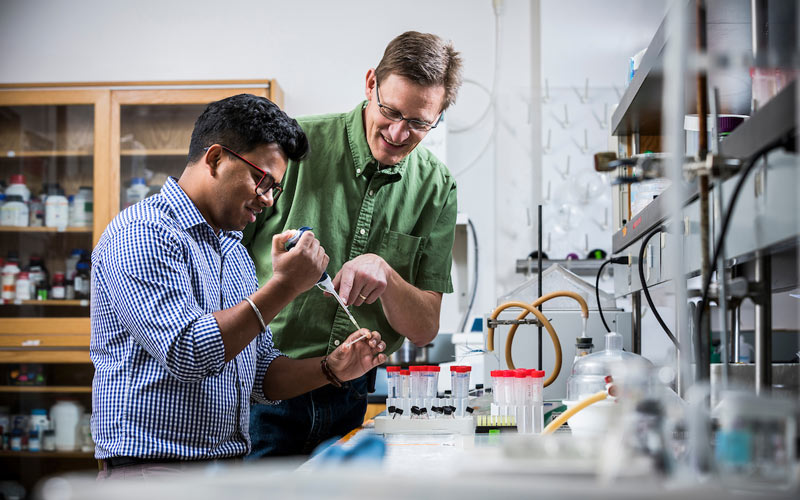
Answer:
[{"left": 539, "top": 83, "right": 619, "bottom": 260}]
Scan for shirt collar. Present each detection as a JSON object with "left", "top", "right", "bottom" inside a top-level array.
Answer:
[
  {"left": 345, "top": 101, "right": 407, "bottom": 179},
  {"left": 161, "top": 177, "right": 243, "bottom": 244}
]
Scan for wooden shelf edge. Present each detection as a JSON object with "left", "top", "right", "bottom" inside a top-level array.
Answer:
[
  {"left": 1, "top": 299, "right": 89, "bottom": 307},
  {"left": 0, "top": 226, "right": 92, "bottom": 234},
  {"left": 0, "top": 450, "right": 95, "bottom": 459},
  {"left": 0, "top": 385, "right": 91, "bottom": 393},
  {"left": 0, "top": 150, "right": 92, "bottom": 158}
]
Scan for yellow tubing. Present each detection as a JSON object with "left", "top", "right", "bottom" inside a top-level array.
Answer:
[
  {"left": 541, "top": 390, "right": 608, "bottom": 435},
  {"left": 487, "top": 291, "right": 589, "bottom": 386},
  {"left": 487, "top": 301, "right": 562, "bottom": 387}
]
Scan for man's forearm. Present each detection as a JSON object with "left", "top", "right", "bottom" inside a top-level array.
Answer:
[
  {"left": 214, "top": 277, "right": 301, "bottom": 362},
  {"left": 262, "top": 355, "right": 329, "bottom": 400},
  {"left": 380, "top": 268, "right": 442, "bottom": 346}
]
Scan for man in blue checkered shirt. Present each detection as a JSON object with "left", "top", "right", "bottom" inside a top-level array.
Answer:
[{"left": 91, "top": 94, "right": 386, "bottom": 478}]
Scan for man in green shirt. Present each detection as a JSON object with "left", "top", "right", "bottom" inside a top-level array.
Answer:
[{"left": 243, "top": 31, "right": 463, "bottom": 457}]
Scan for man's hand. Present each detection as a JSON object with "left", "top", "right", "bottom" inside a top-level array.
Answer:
[
  {"left": 271, "top": 229, "right": 329, "bottom": 295},
  {"left": 331, "top": 253, "right": 390, "bottom": 307},
  {"left": 326, "top": 329, "right": 386, "bottom": 381}
]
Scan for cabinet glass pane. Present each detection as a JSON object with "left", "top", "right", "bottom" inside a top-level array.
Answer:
[
  {"left": 120, "top": 104, "right": 205, "bottom": 209},
  {"left": 1, "top": 105, "right": 95, "bottom": 315}
]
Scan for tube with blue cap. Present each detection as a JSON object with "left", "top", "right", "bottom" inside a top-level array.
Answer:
[{"left": 285, "top": 227, "right": 363, "bottom": 339}]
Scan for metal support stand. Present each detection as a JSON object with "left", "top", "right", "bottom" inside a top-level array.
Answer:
[{"left": 754, "top": 253, "right": 772, "bottom": 394}]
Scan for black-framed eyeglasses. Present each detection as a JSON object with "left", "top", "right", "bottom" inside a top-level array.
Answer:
[
  {"left": 375, "top": 83, "right": 443, "bottom": 132},
  {"left": 205, "top": 145, "right": 283, "bottom": 200}
]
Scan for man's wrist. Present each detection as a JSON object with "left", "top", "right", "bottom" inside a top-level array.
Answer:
[{"left": 320, "top": 356, "right": 343, "bottom": 387}]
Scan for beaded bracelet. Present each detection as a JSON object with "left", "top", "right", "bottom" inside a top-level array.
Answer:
[{"left": 320, "top": 356, "right": 343, "bottom": 388}]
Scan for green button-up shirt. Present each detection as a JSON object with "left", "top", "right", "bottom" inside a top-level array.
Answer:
[{"left": 242, "top": 102, "right": 457, "bottom": 359}]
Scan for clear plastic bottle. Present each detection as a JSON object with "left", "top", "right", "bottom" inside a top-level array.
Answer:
[
  {"left": 125, "top": 177, "right": 149, "bottom": 207},
  {"left": 5, "top": 174, "right": 30, "bottom": 202}
]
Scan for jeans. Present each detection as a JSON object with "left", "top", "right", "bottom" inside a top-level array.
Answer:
[{"left": 247, "top": 373, "right": 369, "bottom": 458}]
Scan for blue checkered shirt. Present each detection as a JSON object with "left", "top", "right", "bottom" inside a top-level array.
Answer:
[{"left": 90, "top": 177, "right": 282, "bottom": 460}]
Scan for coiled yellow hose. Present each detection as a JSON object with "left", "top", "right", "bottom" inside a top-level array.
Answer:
[{"left": 487, "top": 291, "right": 589, "bottom": 387}]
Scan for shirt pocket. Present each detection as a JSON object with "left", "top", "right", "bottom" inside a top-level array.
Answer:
[{"left": 377, "top": 230, "right": 424, "bottom": 284}]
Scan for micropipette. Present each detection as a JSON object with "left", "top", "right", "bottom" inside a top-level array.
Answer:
[{"left": 285, "top": 227, "right": 361, "bottom": 332}]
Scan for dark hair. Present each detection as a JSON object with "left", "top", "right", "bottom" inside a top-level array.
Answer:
[
  {"left": 375, "top": 31, "right": 463, "bottom": 110},
  {"left": 187, "top": 94, "right": 308, "bottom": 163}
]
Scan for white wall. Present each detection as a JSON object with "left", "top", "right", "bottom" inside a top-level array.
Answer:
[{"left": 0, "top": 0, "right": 668, "bottom": 337}]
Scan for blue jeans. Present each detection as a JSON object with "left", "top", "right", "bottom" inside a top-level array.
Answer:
[{"left": 247, "top": 373, "right": 369, "bottom": 458}]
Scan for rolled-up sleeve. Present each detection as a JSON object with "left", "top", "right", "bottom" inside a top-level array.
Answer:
[
  {"left": 250, "top": 325, "right": 285, "bottom": 405},
  {"left": 99, "top": 220, "right": 226, "bottom": 382}
]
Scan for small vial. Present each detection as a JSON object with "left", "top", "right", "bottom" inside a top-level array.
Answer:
[
  {"left": 450, "top": 366, "right": 471, "bottom": 399},
  {"left": 529, "top": 369, "right": 546, "bottom": 433},
  {"left": 409, "top": 366, "right": 425, "bottom": 401},
  {"left": 386, "top": 366, "right": 400, "bottom": 398}
]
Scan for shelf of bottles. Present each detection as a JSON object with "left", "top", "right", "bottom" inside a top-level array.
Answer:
[
  {"left": 0, "top": 104, "right": 95, "bottom": 314},
  {"left": 119, "top": 104, "right": 205, "bottom": 209}
]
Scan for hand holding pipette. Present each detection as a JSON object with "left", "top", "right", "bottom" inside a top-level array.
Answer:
[
  {"left": 327, "top": 329, "right": 386, "bottom": 381},
  {"left": 285, "top": 227, "right": 360, "bottom": 331}
]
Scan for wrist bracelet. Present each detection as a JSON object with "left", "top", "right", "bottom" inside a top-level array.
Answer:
[
  {"left": 243, "top": 297, "right": 267, "bottom": 333},
  {"left": 320, "top": 356, "right": 343, "bottom": 388}
]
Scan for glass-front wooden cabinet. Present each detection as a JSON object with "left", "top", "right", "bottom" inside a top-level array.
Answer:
[{"left": 0, "top": 80, "right": 281, "bottom": 496}]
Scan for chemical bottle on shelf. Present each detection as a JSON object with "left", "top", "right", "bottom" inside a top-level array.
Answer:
[
  {"left": 28, "top": 256, "right": 49, "bottom": 300},
  {"left": 50, "top": 400, "right": 83, "bottom": 451},
  {"left": 65, "top": 249, "right": 83, "bottom": 281},
  {"left": 1, "top": 254, "right": 21, "bottom": 301},
  {"left": 69, "top": 186, "right": 93, "bottom": 227},
  {"left": 125, "top": 177, "right": 149, "bottom": 207},
  {"left": 6, "top": 174, "right": 30, "bottom": 202},
  {"left": 51, "top": 272, "right": 66, "bottom": 300},
  {"left": 0, "top": 194, "right": 29, "bottom": 227},
  {"left": 45, "top": 186, "right": 69, "bottom": 229},
  {"left": 28, "top": 196, "right": 44, "bottom": 227},
  {"left": 74, "top": 260, "right": 90, "bottom": 300},
  {"left": 14, "top": 271, "right": 31, "bottom": 301}
]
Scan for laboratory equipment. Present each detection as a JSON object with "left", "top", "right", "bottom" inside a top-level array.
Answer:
[
  {"left": 713, "top": 391, "right": 798, "bottom": 490},
  {"left": 285, "top": 226, "right": 360, "bottom": 332},
  {"left": 561, "top": 331, "right": 652, "bottom": 437}
]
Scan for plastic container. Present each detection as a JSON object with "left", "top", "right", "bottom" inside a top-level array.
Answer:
[
  {"left": 714, "top": 391, "right": 798, "bottom": 490},
  {"left": 1, "top": 258, "right": 20, "bottom": 301},
  {"left": 564, "top": 331, "right": 652, "bottom": 437},
  {"left": 69, "top": 186, "right": 93, "bottom": 228},
  {"left": 50, "top": 400, "right": 82, "bottom": 451},
  {"left": 14, "top": 271, "right": 31, "bottom": 301},
  {"left": 126, "top": 177, "right": 149, "bottom": 207},
  {"left": 30, "top": 408, "right": 50, "bottom": 438},
  {"left": 5, "top": 174, "right": 30, "bottom": 202},
  {"left": 28, "top": 196, "right": 44, "bottom": 227},
  {"left": 28, "top": 256, "right": 49, "bottom": 300},
  {"left": 45, "top": 187, "right": 69, "bottom": 229},
  {"left": 51, "top": 272, "right": 66, "bottom": 299},
  {"left": 0, "top": 194, "right": 29, "bottom": 227}
]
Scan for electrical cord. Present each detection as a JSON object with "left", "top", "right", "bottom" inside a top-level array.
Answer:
[
  {"left": 695, "top": 138, "right": 792, "bottom": 346},
  {"left": 595, "top": 257, "right": 627, "bottom": 333},
  {"left": 638, "top": 226, "right": 680, "bottom": 350},
  {"left": 457, "top": 217, "right": 480, "bottom": 333}
]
